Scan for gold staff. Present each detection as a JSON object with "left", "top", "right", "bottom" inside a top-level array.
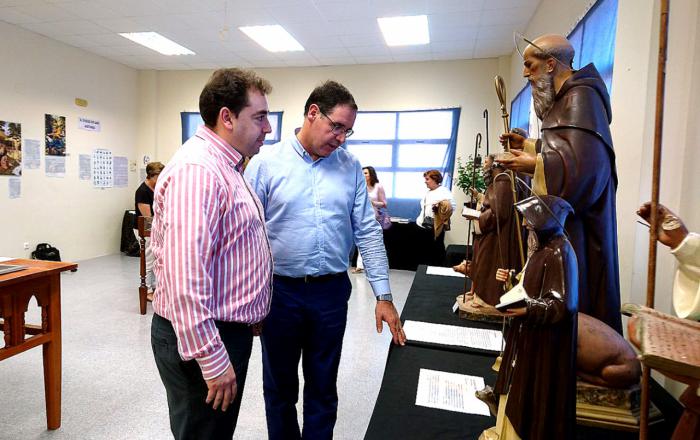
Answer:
[{"left": 494, "top": 75, "right": 525, "bottom": 268}]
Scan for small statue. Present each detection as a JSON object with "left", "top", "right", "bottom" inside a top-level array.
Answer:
[{"left": 483, "top": 195, "right": 578, "bottom": 440}]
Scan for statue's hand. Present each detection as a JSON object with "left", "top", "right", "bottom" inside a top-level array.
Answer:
[
  {"left": 499, "top": 132, "right": 525, "bottom": 150},
  {"left": 637, "top": 202, "right": 688, "bottom": 249}
]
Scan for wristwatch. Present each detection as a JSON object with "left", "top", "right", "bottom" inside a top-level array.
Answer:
[{"left": 376, "top": 294, "right": 393, "bottom": 302}]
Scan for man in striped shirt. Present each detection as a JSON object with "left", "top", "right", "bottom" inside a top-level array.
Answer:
[{"left": 150, "top": 68, "right": 273, "bottom": 439}]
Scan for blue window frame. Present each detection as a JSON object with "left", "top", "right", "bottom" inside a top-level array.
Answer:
[
  {"left": 510, "top": 0, "right": 618, "bottom": 134},
  {"left": 345, "top": 108, "right": 461, "bottom": 220},
  {"left": 180, "top": 111, "right": 283, "bottom": 145}
]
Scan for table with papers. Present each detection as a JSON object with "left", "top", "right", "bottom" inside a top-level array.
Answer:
[{"left": 364, "top": 265, "right": 683, "bottom": 440}]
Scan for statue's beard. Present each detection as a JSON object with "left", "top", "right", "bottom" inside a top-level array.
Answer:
[
  {"left": 531, "top": 73, "right": 555, "bottom": 120},
  {"left": 527, "top": 230, "right": 539, "bottom": 259}
]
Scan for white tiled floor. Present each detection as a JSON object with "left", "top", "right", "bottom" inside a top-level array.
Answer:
[{"left": 0, "top": 254, "right": 414, "bottom": 440}]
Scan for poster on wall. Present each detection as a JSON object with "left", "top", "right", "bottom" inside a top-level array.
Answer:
[
  {"left": 79, "top": 154, "right": 91, "bottom": 180},
  {"left": 113, "top": 156, "right": 128, "bottom": 187},
  {"left": 45, "top": 114, "right": 66, "bottom": 156},
  {"left": 45, "top": 156, "right": 66, "bottom": 177},
  {"left": 92, "top": 148, "right": 113, "bottom": 188},
  {"left": 8, "top": 177, "right": 20, "bottom": 198},
  {"left": 0, "top": 120, "right": 22, "bottom": 176},
  {"left": 24, "top": 139, "right": 40, "bottom": 169}
]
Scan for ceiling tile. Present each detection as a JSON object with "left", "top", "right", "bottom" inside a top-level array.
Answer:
[
  {"left": 479, "top": 7, "right": 532, "bottom": 27},
  {"left": 0, "top": 6, "right": 45, "bottom": 23},
  {"left": 426, "top": 0, "right": 485, "bottom": 14},
  {"left": 339, "top": 33, "right": 384, "bottom": 47},
  {"left": 346, "top": 45, "right": 390, "bottom": 57},
  {"left": 55, "top": 1, "right": 120, "bottom": 20},
  {"left": 13, "top": 1, "right": 77, "bottom": 22},
  {"left": 22, "top": 19, "right": 107, "bottom": 36}
]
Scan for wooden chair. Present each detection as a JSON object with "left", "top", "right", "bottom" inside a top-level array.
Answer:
[{"left": 137, "top": 216, "right": 152, "bottom": 315}]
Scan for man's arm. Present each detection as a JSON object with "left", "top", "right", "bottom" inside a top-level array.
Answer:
[{"left": 350, "top": 163, "right": 405, "bottom": 345}]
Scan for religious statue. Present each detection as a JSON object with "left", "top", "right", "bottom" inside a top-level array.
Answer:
[
  {"left": 482, "top": 194, "right": 578, "bottom": 440},
  {"left": 465, "top": 154, "right": 523, "bottom": 308},
  {"left": 498, "top": 34, "right": 622, "bottom": 334}
]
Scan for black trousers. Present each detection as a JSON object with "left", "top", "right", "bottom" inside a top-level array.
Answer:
[{"left": 151, "top": 313, "right": 253, "bottom": 440}]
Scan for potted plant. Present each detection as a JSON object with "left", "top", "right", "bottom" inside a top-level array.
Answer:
[{"left": 454, "top": 155, "right": 486, "bottom": 208}]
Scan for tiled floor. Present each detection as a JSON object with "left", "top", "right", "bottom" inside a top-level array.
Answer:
[{"left": 0, "top": 254, "right": 414, "bottom": 440}]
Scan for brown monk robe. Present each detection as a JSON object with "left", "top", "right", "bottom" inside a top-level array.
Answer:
[
  {"left": 498, "top": 34, "right": 622, "bottom": 334},
  {"left": 470, "top": 164, "right": 523, "bottom": 306},
  {"left": 492, "top": 195, "right": 577, "bottom": 440}
]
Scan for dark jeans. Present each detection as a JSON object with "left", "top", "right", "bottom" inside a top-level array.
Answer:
[
  {"left": 262, "top": 273, "right": 352, "bottom": 440},
  {"left": 151, "top": 313, "right": 253, "bottom": 440}
]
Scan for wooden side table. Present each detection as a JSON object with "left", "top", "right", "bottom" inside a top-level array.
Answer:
[{"left": 0, "top": 258, "right": 77, "bottom": 430}]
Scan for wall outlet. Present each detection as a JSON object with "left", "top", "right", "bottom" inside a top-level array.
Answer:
[{"left": 23, "top": 242, "right": 30, "bottom": 250}]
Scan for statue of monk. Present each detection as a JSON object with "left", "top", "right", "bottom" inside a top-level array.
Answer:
[
  {"left": 498, "top": 33, "right": 622, "bottom": 334},
  {"left": 465, "top": 154, "right": 523, "bottom": 307},
  {"left": 485, "top": 195, "right": 578, "bottom": 440}
]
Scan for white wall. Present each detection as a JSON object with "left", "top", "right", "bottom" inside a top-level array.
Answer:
[
  {"left": 508, "top": 0, "right": 700, "bottom": 396},
  {"left": 0, "top": 21, "right": 139, "bottom": 262},
  {"left": 137, "top": 59, "right": 506, "bottom": 247}
]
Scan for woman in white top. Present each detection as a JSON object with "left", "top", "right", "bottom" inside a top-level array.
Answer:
[
  {"left": 352, "top": 166, "right": 388, "bottom": 273},
  {"left": 416, "top": 169, "right": 456, "bottom": 266}
]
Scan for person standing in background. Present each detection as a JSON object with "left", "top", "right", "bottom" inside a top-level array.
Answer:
[
  {"left": 133, "top": 161, "right": 164, "bottom": 298},
  {"left": 352, "top": 165, "right": 389, "bottom": 273}
]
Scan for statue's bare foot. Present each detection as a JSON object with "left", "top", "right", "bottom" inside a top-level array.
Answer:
[{"left": 475, "top": 385, "right": 498, "bottom": 416}]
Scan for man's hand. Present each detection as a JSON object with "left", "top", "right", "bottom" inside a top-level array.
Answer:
[
  {"left": 205, "top": 364, "right": 237, "bottom": 411},
  {"left": 496, "top": 149, "right": 536, "bottom": 174},
  {"left": 637, "top": 202, "right": 689, "bottom": 249},
  {"left": 375, "top": 301, "right": 406, "bottom": 346},
  {"left": 499, "top": 132, "right": 525, "bottom": 150}
]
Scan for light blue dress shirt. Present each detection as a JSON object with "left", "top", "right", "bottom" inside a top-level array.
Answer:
[{"left": 244, "top": 135, "right": 390, "bottom": 296}]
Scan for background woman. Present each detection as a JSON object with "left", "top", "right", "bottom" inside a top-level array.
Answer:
[
  {"left": 352, "top": 166, "right": 389, "bottom": 273},
  {"left": 416, "top": 169, "right": 456, "bottom": 266}
]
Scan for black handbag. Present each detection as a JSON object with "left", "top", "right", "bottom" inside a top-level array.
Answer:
[{"left": 31, "top": 243, "right": 62, "bottom": 262}]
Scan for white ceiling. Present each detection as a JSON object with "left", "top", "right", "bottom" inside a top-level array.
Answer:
[{"left": 0, "top": 0, "right": 540, "bottom": 70}]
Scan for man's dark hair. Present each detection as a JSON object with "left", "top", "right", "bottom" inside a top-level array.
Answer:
[
  {"left": 199, "top": 68, "right": 272, "bottom": 127},
  {"left": 304, "top": 80, "right": 358, "bottom": 116},
  {"left": 363, "top": 166, "right": 379, "bottom": 186}
]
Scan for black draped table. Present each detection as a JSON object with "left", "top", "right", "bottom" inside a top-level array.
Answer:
[{"left": 364, "top": 266, "right": 682, "bottom": 440}]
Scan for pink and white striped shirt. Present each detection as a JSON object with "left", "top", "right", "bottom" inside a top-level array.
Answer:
[{"left": 151, "top": 125, "right": 272, "bottom": 380}]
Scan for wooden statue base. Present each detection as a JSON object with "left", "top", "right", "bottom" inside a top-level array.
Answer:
[
  {"left": 576, "top": 380, "right": 663, "bottom": 431},
  {"left": 455, "top": 295, "right": 505, "bottom": 323}
]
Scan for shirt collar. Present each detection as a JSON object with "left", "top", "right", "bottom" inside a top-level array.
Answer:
[{"left": 196, "top": 125, "right": 245, "bottom": 171}]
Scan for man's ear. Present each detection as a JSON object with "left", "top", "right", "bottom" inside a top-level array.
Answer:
[
  {"left": 219, "top": 107, "right": 236, "bottom": 130},
  {"left": 546, "top": 57, "right": 557, "bottom": 74},
  {"left": 307, "top": 103, "right": 319, "bottom": 122}
]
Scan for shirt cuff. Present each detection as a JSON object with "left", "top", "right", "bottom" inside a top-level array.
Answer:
[
  {"left": 195, "top": 343, "right": 231, "bottom": 381},
  {"left": 370, "top": 279, "right": 391, "bottom": 297},
  {"left": 671, "top": 232, "right": 697, "bottom": 263}
]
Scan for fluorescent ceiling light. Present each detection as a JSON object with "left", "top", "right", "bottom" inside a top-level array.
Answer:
[
  {"left": 119, "top": 32, "right": 194, "bottom": 56},
  {"left": 377, "top": 15, "right": 430, "bottom": 46},
  {"left": 239, "top": 25, "right": 304, "bottom": 52}
]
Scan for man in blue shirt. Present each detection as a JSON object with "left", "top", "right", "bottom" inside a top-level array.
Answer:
[{"left": 245, "top": 80, "right": 405, "bottom": 440}]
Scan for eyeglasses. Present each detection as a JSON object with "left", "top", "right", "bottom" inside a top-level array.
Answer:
[{"left": 318, "top": 108, "right": 354, "bottom": 138}]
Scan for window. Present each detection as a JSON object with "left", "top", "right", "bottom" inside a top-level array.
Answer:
[
  {"left": 180, "top": 111, "right": 283, "bottom": 145},
  {"left": 345, "top": 108, "right": 461, "bottom": 219},
  {"left": 510, "top": 0, "right": 618, "bottom": 136}
]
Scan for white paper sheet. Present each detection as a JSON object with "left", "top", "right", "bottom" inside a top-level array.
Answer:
[
  {"left": 415, "top": 368, "right": 490, "bottom": 416},
  {"left": 426, "top": 265, "right": 465, "bottom": 278},
  {"left": 0, "top": 257, "right": 15, "bottom": 263},
  {"left": 113, "top": 156, "right": 128, "bottom": 187},
  {"left": 45, "top": 156, "right": 65, "bottom": 177},
  {"left": 8, "top": 177, "right": 20, "bottom": 199},
  {"left": 79, "top": 154, "right": 92, "bottom": 180},
  {"left": 24, "top": 139, "right": 41, "bottom": 169},
  {"left": 92, "top": 148, "right": 113, "bottom": 188},
  {"left": 403, "top": 320, "right": 503, "bottom": 352}
]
